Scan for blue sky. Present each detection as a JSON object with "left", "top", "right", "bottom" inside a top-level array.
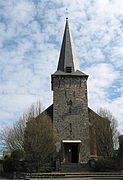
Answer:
[{"left": 0, "top": 0, "right": 123, "bottom": 133}]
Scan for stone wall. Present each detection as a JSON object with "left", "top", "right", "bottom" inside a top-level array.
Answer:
[
  {"left": 52, "top": 75, "right": 90, "bottom": 163},
  {"left": 88, "top": 108, "right": 113, "bottom": 158}
]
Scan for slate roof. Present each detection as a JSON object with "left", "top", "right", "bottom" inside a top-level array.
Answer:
[{"left": 57, "top": 18, "right": 80, "bottom": 73}]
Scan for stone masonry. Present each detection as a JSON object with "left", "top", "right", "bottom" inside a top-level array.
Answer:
[{"left": 52, "top": 74, "right": 90, "bottom": 163}]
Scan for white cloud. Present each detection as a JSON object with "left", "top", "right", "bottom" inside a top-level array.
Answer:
[
  {"left": 87, "top": 63, "right": 119, "bottom": 88},
  {"left": 86, "top": 63, "right": 122, "bottom": 131},
  {"left": 0, "top": 0, "right": 122, "bottom": 134},
  {"left": 1, "top": 0, "right": 35, "bottom": 24}
]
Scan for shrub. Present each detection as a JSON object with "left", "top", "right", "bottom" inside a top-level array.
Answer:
[
  {"left": 3, "top": 150, "right": 25, "bottom": 173},
  {"left": 11, "top": 149, "right": 25, "bottom": 160},
  {"left": 3, "top": 158, "right": 16, "bottom": 172},
  {"left": 39, "top": 166, "right": 53, "bottom": 172},
  {"left": 93, "top": 158, "right": 117, "bottom": 171},
  {"left": 4, "top": 153, "right": 11, "bottom": 160}
]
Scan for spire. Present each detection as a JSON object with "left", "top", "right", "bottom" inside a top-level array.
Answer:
[{"left": 57, "top": 18, "right": 80, "bottom": 73}]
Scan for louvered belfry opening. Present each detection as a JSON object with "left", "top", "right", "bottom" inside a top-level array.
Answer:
[{"left": 66, "top": 66, "right": 72, "bottom": 73}]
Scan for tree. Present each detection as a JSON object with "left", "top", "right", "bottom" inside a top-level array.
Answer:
[
  {"left": 0, "top": 116, "right": 26, "bottom": 151},
  {"left": 97, "top": 108, "right": 120, "bottom": 149},
  {"left": 24, "top": 112, "right": 56, "bottom": 171},
  {"left": 0, "top": 100, "right": 43, "bottom": 152}
]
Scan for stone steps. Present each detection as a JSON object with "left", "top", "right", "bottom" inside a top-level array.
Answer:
[
  {"left": 19, "top": 172, "right": 123, "bottom": 179},
  {"left": 60, "top": 163, "right": 89, "bottom": 172}
]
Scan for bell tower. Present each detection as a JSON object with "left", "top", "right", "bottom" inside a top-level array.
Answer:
[{"left": 51, "top": 18, "right": 90, "bottom": 163}]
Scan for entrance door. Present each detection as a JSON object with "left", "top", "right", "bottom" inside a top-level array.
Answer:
[
  {"left": 72, "top": 143, "right": 78, "bottom": 163},
  {"left": 64, "top": 143, "right": 78, "bottom": 163}
]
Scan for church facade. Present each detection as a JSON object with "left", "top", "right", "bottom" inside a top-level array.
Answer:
[{"left": 44, "top": 18, "right": 113, "bottom": 165}]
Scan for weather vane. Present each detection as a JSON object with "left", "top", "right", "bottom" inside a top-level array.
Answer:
[{"left": 66, "top": 8, "right": 69, "bottom": 19}]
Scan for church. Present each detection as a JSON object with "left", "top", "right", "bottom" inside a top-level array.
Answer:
[{"left": 43, "top": 18, "right": 113, "bottom": 167}]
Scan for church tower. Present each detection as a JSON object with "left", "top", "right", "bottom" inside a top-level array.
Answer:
[{"left": 51, "top": 18, "right": 90, "bottom": 163}]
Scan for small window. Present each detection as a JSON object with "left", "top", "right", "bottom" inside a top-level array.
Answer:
[
  {"left": 58, "top": 80, "right": 60, "bottom": 88},
  {"left": 66, "top": 66, "right": 72, "bottom": 73}
]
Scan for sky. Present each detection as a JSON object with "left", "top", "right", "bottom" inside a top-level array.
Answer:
[{"left": 0, "top": 0, "right": 123, "bottom": 133}]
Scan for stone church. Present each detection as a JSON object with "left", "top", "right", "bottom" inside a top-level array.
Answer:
[{"left": 43, "top": 18, "right": 113, "bottom": 166}]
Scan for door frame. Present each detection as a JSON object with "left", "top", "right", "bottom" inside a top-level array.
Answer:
[{"left": 62, "top": 140, "right": 81, "bottom": 163}]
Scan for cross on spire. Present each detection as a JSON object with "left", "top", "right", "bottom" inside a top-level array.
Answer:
[{"left": 66, "top": 8, "right": 69, "bottom": 19}]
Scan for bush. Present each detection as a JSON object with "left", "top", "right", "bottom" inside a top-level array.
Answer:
[
  {"left": 3, "top": 158, "right": 26, "bottom": 173},
  {"left": 39, "top": 166, "right": 53, "bottom": 172},
  {"left": 4, "top": 153, "right": 11, "bottom": 160},
  {"left": 3, "top": 158, "right": 17, "bottom": 172},
  {"left": 23, "top": 161, "right": 54, "bottom": 173},
  {"left": 3, "top": 150, "right": 25, "bottom": 173},
  {"left": 11, "top": 149, "right": 25, "bottom": 160},
  {"left": 92, "top": 158, "right": 117, "bottom": 171}
]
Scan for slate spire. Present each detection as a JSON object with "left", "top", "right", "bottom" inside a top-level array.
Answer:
[{"left": 57, "top": 18, "right": 80, "bottom": 73}]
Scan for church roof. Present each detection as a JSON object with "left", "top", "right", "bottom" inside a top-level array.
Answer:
[{"left": 57, "top": 18, "right": 80, "bottom": 73}]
